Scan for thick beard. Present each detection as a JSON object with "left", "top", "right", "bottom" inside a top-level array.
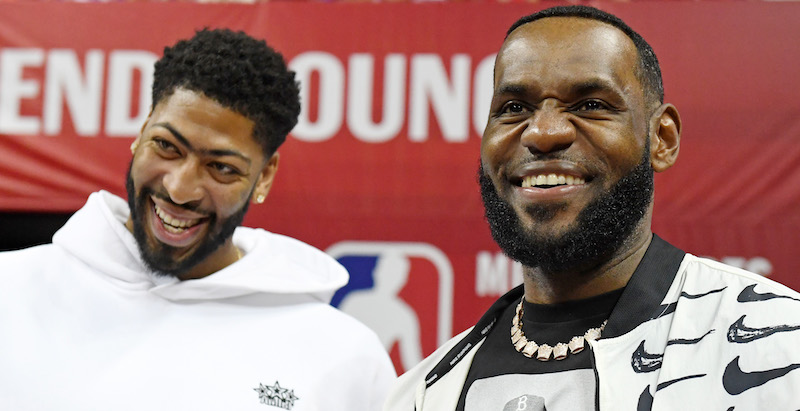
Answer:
[
  {"left": 125, "top": 163, "right": 250, "bottom": 278},
  {"left": 479, "top": 149, "right": 654, "bottom": 275}
]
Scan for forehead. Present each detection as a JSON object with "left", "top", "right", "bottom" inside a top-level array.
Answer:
[
  {"left": 496, "top": 17, "right": 641, "bottom": 94},
  {"left": 149, "top": 89, "right": 261, "bottom": 154},
  {"left": 150, "top": 88, "right": 251, "bottom": 131}
]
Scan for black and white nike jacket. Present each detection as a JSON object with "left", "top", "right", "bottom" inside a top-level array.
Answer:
[{"left": 383, "top": 236, "right": 800, "bottom": 410}]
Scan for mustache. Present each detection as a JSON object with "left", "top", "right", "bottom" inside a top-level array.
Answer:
[
  {"left": 142, "top": 187, "right": 212, "bottom": 217},
  {"left": 509, "top": 153, "right": 590, "bottom": 170}
]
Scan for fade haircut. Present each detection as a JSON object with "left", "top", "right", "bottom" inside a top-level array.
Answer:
[
  {"left": 507, "top": 6, "right": 664, "bottom": 106},
  {"left": 152, "top": 28, "right": 300, "bottom": 157}
]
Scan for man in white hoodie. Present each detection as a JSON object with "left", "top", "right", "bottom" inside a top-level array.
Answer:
[{"left": 0, "top": 28, "right": 394, "bottom": 410}]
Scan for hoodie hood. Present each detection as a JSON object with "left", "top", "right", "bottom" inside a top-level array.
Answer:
[{"left": 53, "top": 191, "right": 348, "bottom": 303}]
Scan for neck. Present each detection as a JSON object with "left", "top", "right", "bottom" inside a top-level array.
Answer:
[{"left": 522, "top": 228, "right": 652, "bottom": 304}]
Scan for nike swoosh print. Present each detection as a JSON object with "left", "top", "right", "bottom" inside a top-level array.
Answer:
[
  {"left": 666, "top": 329, "right": 715, "bottom": 346},
  {"left": 656, "top": 374, "right": 705, "bottom": 391},
  {"left": 649, "top": 287, "right": 728, "bottom": 321},
  {"left": 632, "top": 331, "right": 714, "bottom": 373},
  {"left": 632, "top": 340, "right": 663, "bottom": 373},
  {"left": 737, "top": 284, "right": 800, "bottom": 303},
  {"left": 681, "top": 287, "right": 728, "bottom": 299},
  {"left": 636, "top": 374, "right": 707, "bottom": 410},
  {"left": 727, "top": 315, "right": 800, "bottom": 343},
  {"left": 723, "top": 356, "right": 800, "bottom": 395}
]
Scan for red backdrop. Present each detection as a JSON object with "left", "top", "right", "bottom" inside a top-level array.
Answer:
[{"left": 1, "top": 2, "right": 798, "bottom": 373}]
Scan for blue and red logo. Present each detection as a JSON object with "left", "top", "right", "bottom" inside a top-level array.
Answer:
[{"left": 327, "top": 241, "right": 454, "bottom": 373}]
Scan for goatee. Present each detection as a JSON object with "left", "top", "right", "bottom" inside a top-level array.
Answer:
[{"left": 479, "top": 149, "right": 654, "bottom": 275}]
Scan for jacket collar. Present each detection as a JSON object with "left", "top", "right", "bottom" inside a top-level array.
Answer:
[
  {"left": 423, "top": 234, "right": 685, "bottom": 387},
  {"left": 602, "top": 235, "right": 685, "bottom": 338}
]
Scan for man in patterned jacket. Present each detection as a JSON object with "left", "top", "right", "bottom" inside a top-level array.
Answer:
[{"left": 384, "top": 5, "right": 800, "bottom": 410}]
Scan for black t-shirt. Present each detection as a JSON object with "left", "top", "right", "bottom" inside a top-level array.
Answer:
[{"left": 456, "top": 288, "right": 624, "bottom": 411}]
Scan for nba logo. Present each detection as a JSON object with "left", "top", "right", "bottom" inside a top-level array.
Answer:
[{"left": 327, "top": 241, "right": 453, "bottom": 374}]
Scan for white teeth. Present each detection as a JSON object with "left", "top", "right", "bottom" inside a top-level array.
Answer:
[
  {"left": 163, "top": 224, "right": 184, "bottom": 234},
  {"left": 536, "top": 175, "right": 547, "bottom": 186},
  {"left": 521, "top": 174, "right": 586, "bottom": 188},
  {"left": 154, "top": 204, "right": 200, "bottom": 231}
]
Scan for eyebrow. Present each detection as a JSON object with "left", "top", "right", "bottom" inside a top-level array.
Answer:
[
  {"left": 153, "top": 122, "right": 252, "bottom": 166},
  {"left": 495, "top": 78, "right": 622, "bottom": 98},
  {"left": 495, "top": 84, "right": 528, "bottom": 96},
  {"left": 570, "top": 79, "right": 620, "bottom": 97}
]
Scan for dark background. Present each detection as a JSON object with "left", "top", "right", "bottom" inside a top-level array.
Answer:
[{"left": 0, "top": 213, "right": 72, "bottom": 251}]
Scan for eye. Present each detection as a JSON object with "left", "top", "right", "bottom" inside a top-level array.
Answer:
[
  {"left": 152, "top": 137, "right": 180, "bottom": 157},
  {"left": 498, "top": 101, "right": 530, "bottom": 117},
  {"left": 573, "top": 99, "right": 610, "bottom": 112},
  {"left": 209, "top": 162, "right": 242, "bottom": 178}
]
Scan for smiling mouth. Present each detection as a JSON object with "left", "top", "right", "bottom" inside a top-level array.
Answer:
[
  {"left": 519, "top": 173, "right": 586, "bottom": 189},
  {"left": 154, "top": 204, "right": 205, "bottom": 234}
]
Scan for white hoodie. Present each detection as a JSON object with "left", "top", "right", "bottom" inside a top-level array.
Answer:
[{"left": 0, "top": 191, "right": 395, "bottom": 410}]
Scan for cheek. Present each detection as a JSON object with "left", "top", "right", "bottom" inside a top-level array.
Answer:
[
  {"left": 587, "top": 123, "right": 647, "bottom": 168},
  {"left": 130, "top": 153, "right": 166, "bottom": 187},
  {"left": 128, "top": 161, "right": 150, "bottom": 193},
  {"left": 209, "top": 186, "right": 252, "bottom": 218},
  {"left": 481, "top": 130, "right": 516, "bottom": 170}
]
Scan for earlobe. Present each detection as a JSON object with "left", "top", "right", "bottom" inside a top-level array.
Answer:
[
  {"left": 252, "top": 152, "right": 280, "bottom": 204},
  {"left": 649, "top": 103, "right": 681, "bottom": 172}
]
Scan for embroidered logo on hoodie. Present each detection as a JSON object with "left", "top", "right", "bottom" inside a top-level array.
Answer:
[{"left": 253, "top": 381, "right": 299, "bottom": 409}]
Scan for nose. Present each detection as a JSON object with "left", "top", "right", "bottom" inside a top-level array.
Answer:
[
  {"left": 162, "top": 160, "right": 204, "bottom": 206},
  {"left": 520, "top": 103, "right": 576, "bottom": 154}
]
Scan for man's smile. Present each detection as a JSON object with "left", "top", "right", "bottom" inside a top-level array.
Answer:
[
  {"left": 503, "top": 161, "right": 594, "bottom": 201},
  {"left": 520, "top": 173, "right": 586, "bottom": 189},
  {"left": 155, "top": 203, "right": 202, "bottom": 232},
  {"left": 149, "top": 197, "right": 210, "bottom": 248},
  {"left": 514, "top": 172, "right": 588, "bottom": 201}
]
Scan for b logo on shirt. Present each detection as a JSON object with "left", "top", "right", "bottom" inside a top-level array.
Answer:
[{"left": 503, "top": 395, "right": 547, "bottom": 411}]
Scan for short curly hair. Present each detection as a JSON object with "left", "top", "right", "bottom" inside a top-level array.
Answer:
[
  {"left": 507, "top": 6, "right": 664, "bottom": 107},
  {"left": 152, "top": 28, "right": 300, "bottom": 157}
]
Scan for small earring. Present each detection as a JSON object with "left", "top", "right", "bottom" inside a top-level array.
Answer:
[
  {"left": 130, "top": 141, "right": 139, "bottom": 154},
  {"left": 255, "top": 194, "right": 266, "bottom": 204}
]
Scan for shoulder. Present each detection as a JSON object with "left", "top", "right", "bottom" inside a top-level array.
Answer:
[
  {"left": 681, "top": 254, "right": 800, "bottom": 298},
  {"left": 302, "top": 302, "right": 393, "bottom": 362},
  {"left": 235, "top": 227, "right": 346, "bottom": 274},
  {"left": 670, "top": 254, "right": 800, "bottom": 349},
  {"left": 316, "top": 303, "right": 384, "bottom": 340},
  {"left": 235, "top": 227, "right": 325, "bottom": 254},
  {"left": 0, "top": 244, "right": 74, "bottom": 307},
  {"left": 232, "top": 227, "right": 348, "bottom": 298},
  {"left": 0, "top": 244, "right": 64, "bottom": 272},
  {"left": 383, "top": 327, "right": 473, "bottom": 411},
  {"left": 300, "top": 302, "right": 398, "bottom": 398}
]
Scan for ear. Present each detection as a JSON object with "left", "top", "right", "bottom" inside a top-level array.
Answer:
[
  {"left": 130, "top": 138, "right": 140, "bottom": 155},
  {"left": 131, "top": 110, "right": 155, "bottom": 155},
  {"left": 138, "top": 108, "right": 155, "bottom": 136},
  {"left": 649, "top": 103, "right": 681, "bottom": 172},
  {"left": 252, "top": 152, "right": 280, "bottom": 204}
]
